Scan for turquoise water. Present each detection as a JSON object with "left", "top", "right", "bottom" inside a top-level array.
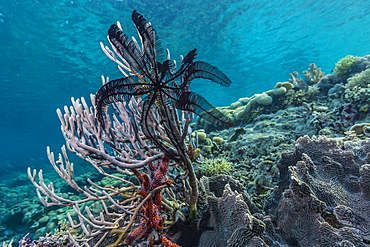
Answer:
[{"left": 1, "top": 0, "right": 370, "bottom": 169}]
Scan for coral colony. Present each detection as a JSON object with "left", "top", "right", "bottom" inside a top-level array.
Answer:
[
  {"left": 26, "top": 10, "right": 234, "bottom": 246},
  {"left": 11, "top": 9, "right": 370, "bottom": 247}
]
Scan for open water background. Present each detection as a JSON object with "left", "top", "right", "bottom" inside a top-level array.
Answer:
[{"left": 1, "top": 0, "right": 370, "bottom": 172}]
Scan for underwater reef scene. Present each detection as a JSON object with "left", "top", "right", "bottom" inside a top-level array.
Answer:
[{"left": 4, "top": 9, "right": 370, "bottom": 247}]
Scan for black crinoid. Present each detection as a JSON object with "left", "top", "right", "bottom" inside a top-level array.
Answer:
[{"left": 95, "top": 10, "right": 235, "bottom": 162}]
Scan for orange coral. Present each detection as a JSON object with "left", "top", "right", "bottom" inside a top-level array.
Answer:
[
  {"left": 125, "top": 156, "right": 175, "bottom": 245},
  {"left": 161, "top": 236, "right": 181, "bottom": 247}
]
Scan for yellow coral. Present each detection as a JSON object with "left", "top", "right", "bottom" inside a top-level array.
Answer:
[
  {"left": 347, "top": 68, "right": 370, "bottom": 88},
  {"left": 212, "top": 136, "right": 224, "bottom": 144},
  {"left": 200, "top": 158, "right": 232, "bottom": 177},
  {"left": 333, "top": 55, "right": 358, "bottom": 76},
  {"left": 256, "top": 93, "right": 273, "bottom": 105}
]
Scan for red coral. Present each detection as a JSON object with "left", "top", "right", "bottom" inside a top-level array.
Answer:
[
  {"left": 161, "top": 236, "right": 181, "bottom": 247},
  {"left": 125, "top": 156, "right": 175, "bottom": 245}
]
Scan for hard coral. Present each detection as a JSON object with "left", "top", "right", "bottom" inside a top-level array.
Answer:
[
  {"left": 333, "top": 55, "right": 359, "bottom": 77},
  {"left": 346, "top": 68, "right": 370, "bottom": 88},
  {"left": 348, "top": 55, "right": 370, "bottom": 76},
  {"left": 200, "top": 158, "right": 232, "bottom": 177},
  {"left": 345, "top": 68, "right": 370, "bottom": 111}
]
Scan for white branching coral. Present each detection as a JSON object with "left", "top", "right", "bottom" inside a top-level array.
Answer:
[{"left": 27, "top": 93, "right": 190, "bottom": 246}]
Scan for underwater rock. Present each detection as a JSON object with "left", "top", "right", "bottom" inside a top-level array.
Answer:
[{"left": 318, "top": 74, "right": 343, "bottom": 95}]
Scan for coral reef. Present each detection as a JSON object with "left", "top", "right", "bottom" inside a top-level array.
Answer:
[
  {"left": 5, "top": 38, "right": 370, "bottom": 247},
  {"left": 18, "top": 232, "right": 74, "bottom": 247},
  {"left": 345, "top": 68, "right": 370, "bottom": 109},
  {"left": 0, "top": 168, "right": 89, "bottom": 244},
  {"left": 175, "top": 135, "right": 370, "bottom": 246},
  {"left": 195, "top": 63, "right": 325, "bottom": 131},
  {"left": 187, "top": 54, "right": 370, "bottom": 246},
  {"left": 20, "top": 10, "right": 235, "bottom": 247}
]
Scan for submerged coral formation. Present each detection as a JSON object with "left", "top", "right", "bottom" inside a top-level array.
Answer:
[
  {"left": 187, "top": 54, "right": 370, "bottom": 246},
  {"left": 195, "top": 63, "right": 325, "bottom": 131},
  {"left": 12, "top": 10, "right": 235, "bottom": 247},
  {"left": 198, "top": 183, "right": 266, "bottom": 246},
  {"left": 4, "top": 19, "right": 370, "bottom": 247}
]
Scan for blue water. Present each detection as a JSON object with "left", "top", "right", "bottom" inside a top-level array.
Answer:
[{"left": 1, "top": 0, "right": 370, "bottom": 170}]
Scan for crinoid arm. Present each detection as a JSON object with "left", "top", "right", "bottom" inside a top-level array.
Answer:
[
  {"left": 108, "top": 23, "right": 148, "bottom": 76},
  {"left": 183, "top": 60, "right": 233, "bottom": 87},
  {"left": 173, "top": 49, "right": 197, "bottom": 77},
  {"left": 131, "top": 10, "right": 165, "bottom": 63},
  {"left": 175, "top": 91, "right": 235, "bottom": 128},
  {"left": 95, "top": 76, "right": 152, "bottom": 127}
]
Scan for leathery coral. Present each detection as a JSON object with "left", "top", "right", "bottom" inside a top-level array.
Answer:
[{"left": 266, "top": 135, "right": 370, "bottom": 246}]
